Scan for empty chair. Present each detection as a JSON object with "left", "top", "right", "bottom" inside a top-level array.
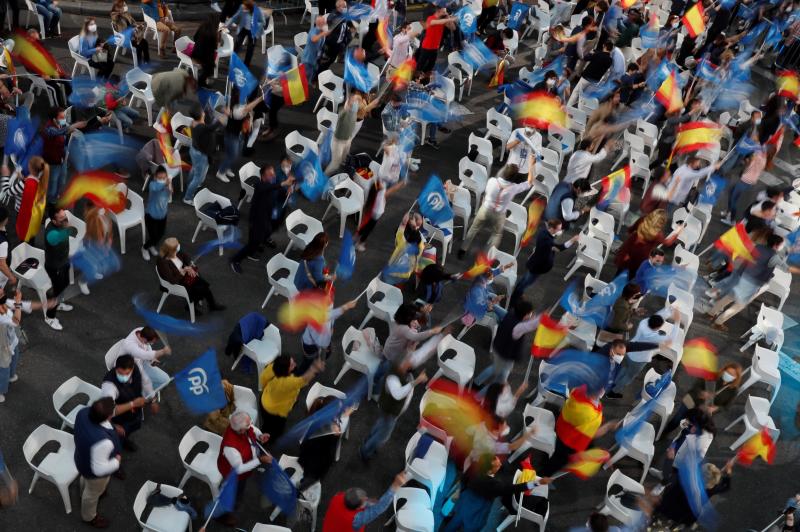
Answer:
[
  {"left": 392, "top": 487, "right": 434, "bottom": 532},
  {"left": 238, "top": 161, "right": 261, "bottom": 208},
  {"left": 283, "top": 130, "right": 319, "bottom": 164},
  {"left": 23, "top": 425, "right": 79, "bottom": 514},
  {"left": 502, "top": 201, "right": 527, "bottom": 256},
  {"left": 284, "top": 209, "right": 324, "bottom": 255},
  {"left": 335, "top": 326, "right": 383, "bottom": 399},
  {"left": 359, "top": 277, "right": 403, "bottom": 329},
  {"left": 177, "top": 426, "right": 223, "bottom": 497},
  {"left": 133, "top": 481, "right": 191, "bottom": 532},
  {"left": 664, "top": 282, "right": 695, "bottom": 330},
  {"left": 422, "top": 218, "right": 455, "bottom": 266},
  {"left": 170, "top": 112, "right": 194, "bottom": 151},
  {"left": 11, "top": 242, "right": 52, "bottom": 317},
  {"left": 260, "top": 253, "right": 299, "bottom": 308},
  {"left": 672, "top": 244, "right": 699, "bottom": 275},
  {"left": 191, "top": 188, "right": 233, "bottom": 255},
  {"left": 126, "top": 68, "right": 156, "bottom": 124},
  {"left": 485, "top": 108, "right": 513, "bottom": 159},
  {"left": 214, "top": 31, "right": 235, "bottom": 78},
  {"left": 316, "top": 107, "right": 338, "bottom": 144},
  {"left": 598, "top": 470, "right": 645, "bottom": 525},
  {"left": 496, "top": 469, "right": 549, "bottom": 531},
  {"left": 155, "top": 265, "right": 195, "bottom": 323},
  {"left": 313, "top": 70, "right": 345, "bottom": 112},
  {"left": 110, "top": 184, "right": 146, "bottom": 254},
  {"left": 523, "top": 165, "right": 559, "bottom": 203},
  {"left": 232, "top": 324, "right": 282, "bottom": 387},
  {"left": 584, "top": 207, "right": 615, "bottom": 260},
  {"left": 564, "top": 234, "right": 605, "bottom": 280},
  {"left": 508, "top": 403, "right": 557, "bottom": 461},
  {"left": 725, "top": 395, "right": 779, "bottom": 450},
  {"left": 487, "top": 246, "right": 517, "bottom": 304},
  {"left": 261, "top": 12, "right": 275, "bottom": 52},
  {"left": 322, "top": 178, "right": 365, "bottom": 238},
  {"left": 657, "top": 321, "right": 685, "bottom": 370},
  {"left": 451, "top": 185, "right": 472, "bottom": 240},
  {"left": 566, "top": 105, "right": 587, "bottom": 133},
  {"left": 458, "top": 156, "right": 489, "bottom": 208},
  {"left": 52, "top": 376, "right": 102, "bottom": 430},
  {"left": 468, "top": 133, "right": 494, "bottom": 177},
  {"left": 670, "top": 211, "right": 702, "bottom": 251},
  {"left": 754, "top": 267, "right": 792, "bottom": 311},
  {"left": 447, "top": 52, "right": 474, "bottom": 100},
  {"left": 736, "top": 346, "right": 781, "bottom": 404},
  {"left": 68, "top": 36, "right": 95, "bottom": 79},
  {"left": 430, "top": 335, "right": 476, "bottom": 393},
  {"left": 605, "top": 418, "right": 655, "bottom": 483},
  {"left": 174, "top": 36, "right": 197, "bottom": 77},
  {"left": 740, "top": 304, "right": 784, "bottom": 352}
]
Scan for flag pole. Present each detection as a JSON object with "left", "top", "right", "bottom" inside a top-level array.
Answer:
[
  {"left": 696, "top": 243, "right": 714, "bottom": 257},
  {"left": 523, "top": 356, "right": 535, "bottom": 383},
  {"left": 200, "top": 499, "right": 220, "bottom": 530},
  {"left": 147, "top": 377, "right": 175, "bottom": 401}
]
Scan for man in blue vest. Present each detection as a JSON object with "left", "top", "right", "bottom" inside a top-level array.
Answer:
[
  {"left": 543, "top": 178, "right": 592, "bottom": 230},
  {"left": 73, "top": 397, "right": 121, "bottom": 528},
  {"left": 100, "top": 355, "right": 152, "bottom": 454}
]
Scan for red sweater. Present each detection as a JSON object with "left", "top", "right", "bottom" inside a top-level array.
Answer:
[
  {"left": 217, "top": 426, "right": 257, "bottom": 479},
  {"left": 323, "top": 492, "right": 363, "bottom": 532}
]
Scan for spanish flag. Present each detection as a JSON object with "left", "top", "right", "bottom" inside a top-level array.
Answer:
[
  {"left": 462, "top": 251, "right": 493, "bottom": 280},
  {"left": 376, "top": 18, "right": 392, "bottom": 56},
  {"left": 531, "top": 313, "right": 568, "bottom": 358},
  {"left": 620, "top": 0, "right": 638, "bottom": 8},
  {"left": 511, "top": 91, "right": 567, "bottom": 130},
  {"left": 424, "top": 379, "right": 494, "bottom": 459},
  {"left": 556, "top": 386, "right": 603, "bottom": 451},
  {"left": 520, "top": 197, "right": 546, "bottom": 248},
  {"left": 564, "top": 448, "right": 611, "bottom": 479},
  {"left": 777, "top": 70, "right": 800, "bottom": 100},
  {"left": 673, "top": 121, "right": 722, "bottom": 154},
  {"left": 391, "top": 58, "right": 416, "bottom": 91},
  {"left": 713, "top": 222, "right": 758, "bottom": 267},
  {"left": 57, "top": 171, "right": 126, "bottom": 213},
  {"left": 516, "top": 457, "right": 537, "bottom": 494},
  {"left": 3, "top": 48, "right": 16, "bottom": 87},
  {"left": 681, "top": 338, "right": 718, "bottom": 381},
  {"left": 655, "top": 71, "right": 683, "bottom": 113},
  {"left": 281, "top": 64, "right": 309, "bottom": 106},
  {"left": 16, "top": 172, "right": 49, "bottom": 242},
  {"left": 10, "top": 29, "right": 62, "bottom": 78},
  {"left": 598, "top": 165, "right": 632, "bottom": 208},
  {"left": 277, "top": 290, "right": 331, "bottom": 332},
  {"left": 681, "top": 2, "right": 705, "bottom": 38},
  {"left": 488, "top": 59, "right": 505, "bottom": 88},
  {"left": 737, "top": 428, "right": 776, "bottom": 465}
]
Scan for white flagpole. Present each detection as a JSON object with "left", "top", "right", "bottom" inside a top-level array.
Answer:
[
  {"left": 200, "top": 499, "right": 220, "bottom": 530},
  {"left": 147, "top": 377, "right": 174, "bottom": 401}
]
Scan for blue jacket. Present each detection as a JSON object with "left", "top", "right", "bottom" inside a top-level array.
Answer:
[
  {"left": 78, "top": 34, "right": 98, "bottom": 58},
  {"left": 227, "top": 6, "right": 266, "bottom": 38}
]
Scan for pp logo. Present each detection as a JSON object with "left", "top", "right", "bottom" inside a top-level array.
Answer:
[
  {"left": 301, "top": 161, "right": 317, "bottom": 187},
  {"left": 233, "top": 68, "right": 247, "bottom": 88},
  {"left": 703, "top": 180, "right": 716, "bottom": 199},
  {"left": 426, "top": 191, "right": 445, "bottom": 211},
  {"left": 13, "top": 129, "right": 25, "bottom": 151},
  {"left": 462, "top": 12, "right": 474, "bottom": 26},
  {"left": 186, "top": 368, "right": 209, "bottom": 395}
]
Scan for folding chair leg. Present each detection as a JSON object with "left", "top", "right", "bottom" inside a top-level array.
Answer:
[
  {"left": 191, "top": 221, "right": 203, "bottom": 243},
  {"left": 156, "top": 292, "right": 168, "bottom": 313}
]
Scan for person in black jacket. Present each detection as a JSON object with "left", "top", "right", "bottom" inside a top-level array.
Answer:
[
  {"left": 183, "top": 109, "right": 225, "bottom": 204},
  {"left": 567, "top": 40, "right": 614, "bottom": 107},
  {"left": 510, "top": 220, "right": 579, "bottom": 304},
  {"left": 100, "top": 355, "right": 152, "bottom": 452},
  {"left": 652, "top": 458, "right": 733, "bottom": 528},
  {"left": 230, "top": 165, "right": 294, "bottom": 273}
]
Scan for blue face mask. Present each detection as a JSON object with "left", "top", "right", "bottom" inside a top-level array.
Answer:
[{"left": 116, "top": 372, "right": 131, "bottom": 383}]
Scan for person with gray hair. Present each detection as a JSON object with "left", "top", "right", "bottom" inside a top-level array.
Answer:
[
  {"left": 321, "top": 472, "right": 407, "bottom": 531},
  {"left": 214, "top": 410, "right": 272, "bottom": 527}
]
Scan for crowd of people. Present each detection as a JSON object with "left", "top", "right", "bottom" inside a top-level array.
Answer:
[{"left": 0, "top": 0, "right": 799, "bottom": 530}]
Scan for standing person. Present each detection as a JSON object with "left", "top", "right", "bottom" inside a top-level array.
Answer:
[
  {"left": 457, "top": 161, "right": 534, "bottom": 259},
  {"left": 303, "top": 16, "right": 332, "bottom": 82},
  {"left": 293, "top": 232, "right": 332, "bottom": 291},
  {"left": 78, "top": 18, "right": 114, "bottom": 79},
  {"left": 603, "top": 283, "right": 643, "bottom": 336},
  {"left": 156, "top": 237, "right": 225, "bottom": 311},
  {"left": 182, "top": 109, "right": 224, "bottom": 204},
  {"left": 215, "top": 411, "right": 272, "bottom": 527},
  {"left": 354, "top": 138, "right": 405, "bottom": 252},
  {"left": 381, "top": 212, "right": 425, "bottom": 286},
  {"left": 542, "top": 178, "right": 592, "bottom": 230},
  {"left": 511, "top": 219, "right": 579, "bottom": 303},
  {"left": 0, "top": 207, "right": 15, "bottom": 289},
  {"left": 298, "top": 298, "right": 357, "bottom": 374},
  {"left": 216, "top": 89, "right": 264, "bottom": 182},
  {"left": 101, "top": 355, "right": 152, "bottom": 453},
  {"left": 230, "top": 165, "right": 294, "bottom": 273},
  {"left": 73, "top": 398, "right": 121, "bottom": 529},
  {"left": 723, "top": 147, "right": 767, "bottom": 225},
  {"left": 142, "top": 166, "right": 171, "bottom": 261},
  {"left": 0, "top": 286, "right": 46, "bottom": 404},
  {"left": 563, "top": 139, "right": 612, "bottom": 184},
  {"left": 665, "top": 158, "right": 720, "bottom": 213},
  {"left": 319, "top": 0, "right": 354, "bottom": 73},
  {"left": 190, "top": 15, "right": 220, "bottom": 87},
  {"left": 322, "top": 472, "right": 408, "bottom": 531},
  {"left": 226, "top": 0, "right": 266, "bottom": 67},
  {"left": 567, "top": 40, "right": 614, "bottom": 107},
  {"left": 415, "top": 7, "right": 457, "bottom": 80},
  {"left": 360, "top": 359, "right": 427, "bottom": 460},
  {"left": 259, "top": 354, "right": 324, "bottom": 439},
  {"left": 614, "top": 209, "right": 682, "bottom": 277},
  {"left": 42, "top": 108, "right": 85, "bottom": 202},
  {"left": 505, "top": 127, "right": 541, "bottom": 175},
  {"left": 324, "top": 93, "right": 362, "bottom": 174},
  {"left": 43, "top": 207, "right": 72, "bottom": 331},
  {"left": 639, "top": 166, "right": 671, "bottom": 215}
]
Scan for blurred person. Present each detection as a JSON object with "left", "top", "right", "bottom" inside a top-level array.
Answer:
[
  {"left": 322, "top": 472, "right": 408, "bottom": 531},
  {"left": 259, "top": 354, "right": 324, "bottom": 438},
  {"left": 156, "top": 237, "right": 225, "bottom": 311}
]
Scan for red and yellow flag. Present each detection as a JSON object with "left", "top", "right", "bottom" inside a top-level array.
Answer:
[
  {"left": 655, "top": 71, "right": 683, "bottom": 113},
  {"left": 681, "top": 338, "right": 718, "bottom": 381},
  {"left": 777, "top": 70, "right": 800, "bottom": 100},
  {"left": 57, "top": 171, "right": 126, "bottom": 213},
  {"left": 681, "top": 2, "right": 705, "bottom": 38},
  {"left": 281, "top": 64, "right": 309, "bottom": 106},
  {"left": 376, "top": 18, "right": 392, "bottom": 56},
  {"left": 713, "top": 222, "right": 758, "bottom": 267},
  {"left": 511, "top": 91, "right": 567, "bottom": 130},
  {"left": 462, "top": 251, "right": 493, "bottom": 280},
  {"left": 488, "top": 59, "right": 505, "bottom": 88},
  {"left": 10, "top": 29, "right": 62, "bottom": 77},
  {"left": 674, "top": 121, "right": 722, "bottom": 154},
  {"left": 520, "top": 197, "right": 546, "bottom": 248},
  {"left": 556, "top": 386, "right": 603, "bottom": 451},
  {"left": 737, "top": 428, "right": 776, "bottom": 465},
  {"left": 598, "top": 165, "right": 632, "bottom": 207},
  {"left": 531, "top": 313, "right": 568, "bottom": 358},
  {"left": 620, "top": 0, "right": 638, "bottom": 8},
  {"left": 3, "top": 47, "right": 16, "bottom": 88},
  {"left": 564, "top": 448, "right": 611, "bottom": 479},
  {"left": 16, "top": 172, "right": 49, "bottom": 242},
  {"left": 277, "top": 290, "right": 331, "bottom": 332},
  {"left": 424, "top": 379, "right": 494, "bottom": 460},
  {"left": 391, "top": 58, "right": 416, "bottom": 91},
  {"left": 516, "top": 457, "right": 537, "bottom": 494}
]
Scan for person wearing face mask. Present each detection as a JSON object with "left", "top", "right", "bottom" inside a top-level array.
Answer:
[
  {"left": 0, "top": 285, "right": 48, "bottom": 404},
  {"left": 43, "top": 207, "right": 73, "bottom": 331},
  {"left": 259, "top": 354, "right": 325, "bottom": 438},
  {"left": 142, "top": 166, "right": 171, "bottom": 261},
  {"left": 303, "top": 15, "right": 332, "bottom": 82},
  {"left": 230, "top": 165, "right": 293, "bottom": 272},
  {"left": 511, "top": 220, "right": 579, "bottom": 304},
  {"left": 318, "top": 0, "right": 355, "bottom": 73},
  {"left": 110, "top": 0, "right": 149, "bottom": 64},
  {"left": 602, "top": 339, "right": 628, "bottom": 394},
  {"left": 632, "top": 248, "right": 665, "bottom": 294},
  {"left": 505, "top": 127, "right": 541, "bottom": 174},
  {"left": 142, "top": 0, "right": 182, "bottom": 58},
  {"left": 78, "top": 18, "right": 114, "bottom": 79},
  {"left": 41, "top": 108, "right": 87, "bottom": 202},
  {"left": 156, "top": 237, "right": 225, "bottom": 312},
  {"left": 531, "top": 70, "right": 559, "bottom": 95},
  {"left": 100, "top": 355, "right": 152, "bottom": 455}
]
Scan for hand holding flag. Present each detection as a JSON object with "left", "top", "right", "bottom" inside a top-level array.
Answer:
[
  {"left": 520, "top": 197, "right": 546, "bottom": 248},
  {"left": 461, "top": 252, "right": 493, "bottom": 280}
]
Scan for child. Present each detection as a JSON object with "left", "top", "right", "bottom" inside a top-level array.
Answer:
[{"left": 105, "top": 75, "right": 139, "bottom": 129}]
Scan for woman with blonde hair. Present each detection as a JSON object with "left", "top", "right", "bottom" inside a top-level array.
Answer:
[
  {"left": 614, "top": 208, "right": 683, "bottom": 276},
  {"left": 78, "top": 17, "right": 115, "bottom": 79},
  {"left": 156, "top": 237, "right": 224, "bottom": 311}
]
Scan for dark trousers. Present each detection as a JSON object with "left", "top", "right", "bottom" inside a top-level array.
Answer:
[
  {"left": 318, "top": 43, "right": 344, "bottom": 74},
  {"left": 662, "top": 403, "right": 689, "bottom": 439},
  {"left": 234, "top": 31, "right": 255, "bottom": 67},
  {"left": 537, "top": 437, "right": 574, "bottom": 476},
  {"left": 356, "top": 218, "right": 378, "bottom": 243},
  {"left": 143, "top": 214, "right": 166, "bottom": 250},
  {"left": 260, "top": 411, "right": 287, "bottom": 440},
  {"left": 45, "top": 264, "right": 71, "bottom": 319},
  {"left": 185, "top": 277, "right": 217, "bottom": 306},
  {"left": 477, "top": 6, "right": 498, "bottom": 32},
  {"left": 88, "top": 57, "right": 115, "bottom": 80},
  {"left": 267, "top": 96, "right": 284, "bottom": 129},
  {"left": 111, "top": 413, "right": 143, "bottom": 441},
  {"left": 231, "top": 220, "right": 267, "bottom": 264},
  {"left": 133, "top": 38, "right": 150, "bottom": 65},
  {"left": 510, "top": 271, "right": 540, "bottom": 304}
]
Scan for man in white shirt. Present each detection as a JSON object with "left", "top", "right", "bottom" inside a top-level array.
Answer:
[
  {"left": 505, "top": 127, "right": 541, "bottom": 174},
  {"left": 105, "top": 327, "right": 171, "bottom": 398},
  {"left": 666, "top": 158, "right": 720, "bottom": 210},
  {"left": 563, "top": 139, "right": 612, "bottom": 183},
  {"left": 0, "top": 206, "right": 16, "bottom": 289},
  {"left": 458, "top": 158, "right": 534, "bottom": 259}
]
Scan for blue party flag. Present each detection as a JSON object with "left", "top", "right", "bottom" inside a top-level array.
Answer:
[
  {"left": 71, "top": 242, "right": 121, "bottom": 284},
  {"left": 697, "top": 172, "right": 727, "bottom": 207},
  {"left": 558, "top": 281, "right": 608, "bottom": 327},
  {"left": 734, "top": 136, "right": 762, "bottom": 156},
  {"left": 694, "top": 57, "right": 718, "bottom": 82},
  {"left": 508, "top": 2, "right": 529, "bottom": 30},
  {"left": 205, "top": 472, "right": 238, "bottom": 519},
  {"left": 266, "top": 45, "right": 294, "bottom": 78},
  {"left": 341, "top": 2, "right": 373, "bottom": 20},
  {"left": 460, "top": 39, "right": 496, "bottom": 71},
  {"left": 456, "top": 6, "right": 477, "bottom": 35},
  {"left": 259, "top": 462, "right": 298, "bottom": 517},
  {"left": 645, "top": 369, "right": 673, "bottom": 398},
  {"left": 615, "top": 397, "right": 659, "bottom": 447},
  {"left": 69, "top": 76, "right": 106, "bottom": 107},
  {"left": 337, "top": 230, "right": 356, "bottom": 280},
  {"left": 194, "top": 226, "right": 243, "bottom": 259},
  {"left": 78, "top": 131, "right": 144, "bottom": 172},
  {"left": 603, "top": 4, "right": 623, "bottom": 31},
  {"left": 403, "top": 90, "right": 448, "bottom": 124},
  {"left": 174, "top": 350, "right": 228, "bottom": 415},
  {"left": 418, "top": 175, "right": 454, "bottom": 225},
  {"left": 250, "top": 8, "right": 263, "bottom": 39},
  {"left": 711, "top": 78, "right": 754, "bottom": 112},
  {"left": 132, "top": 294, "right": 221, "bottom": 336},
  {"left": 764, "top": 22, "right": 785, "bottom": 49},
  {"left": 584, "top": 79, "right": 618, "bottom": 101},
  {"left": 541, "top": 349, "right": 612, "bottom": 396},
  {"left": 344, "top": 49, "right": 377, "bottom": 92},
  {"left": 295, "top": 150, "right": 329, "bottom": 201},
  {"left": 319, "top": 128, "right": 333, "bottom": 169},
  {"left": 5, "top": 110, "right": 41, "bottom": 171},
  {"left": 786, "top": 229, "right": 800, "bottom": 266},
  {"left": 229, "top": 53, "right": 258, "bottom": 104},
  {"left": 464, "top": 280, "right": 490, "bottom": 320},
  {"left": 676, "top": 439, "right": 718, "bottom": 530}
]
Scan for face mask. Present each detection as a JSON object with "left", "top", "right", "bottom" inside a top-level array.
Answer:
[
  {"left": 116, "top": 372, "right": 131, "bottom": 383},
  {"left": 496, "top": 387, "right": 515, "bottom": 418},
  {"left": 612, "top": 354, "right": 624, "bottom": 364},
  {"left": 753, "top": 118, "right": 761, "bottom": 125},
  {"left": 281, "top": 164, "right": 291, "bottom": 174},
  {"left": 57, "top": 119, "right": 66, "bottom": 126},
  {"left": 546, "top": 78, "right": 556, "bottom": 87},
  {"left": 721, "top": 372, "right": 735, "bottom": 383},
  {"left": 88, "top": 24, "right": 97, "bottom": 33},
  {"left": 176, "top": 244, "right": 181, "bottom": 253},
  {"left": 123, "top": 5, "right": 128, "bottom": 11},
  {"left": 525, "top": 127, "right": 533, "bottom": 136}
]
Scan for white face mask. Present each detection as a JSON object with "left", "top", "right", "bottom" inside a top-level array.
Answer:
[
  {"left": 495, "top": 386, "right": 515, "bottom": 418},
  {"left": 721, "top": 372, "right": 735, "bottom": 383},
  {"left": 612, "top": 354, "right": 624, "bottom": 364},
  {"left": 281, "top": 164, "right": 291, "bottom": 174},
  {"left": 176, "top": 244, "right": 181, "bottom": 253},
  {"left": 546, "top": 78, "right": 556, "bottom": 87},
  {"left": 88, "top": 24, "right": 97, "bottom": 33},
  {"left": 525, "top": 127, "right": 534, "bottom": 136},
  {"left": 123, "top": 5, "right": 128, "bottom": 12},
  {"left": 553, "top": 229, "right": 563, "bottom": 237}
]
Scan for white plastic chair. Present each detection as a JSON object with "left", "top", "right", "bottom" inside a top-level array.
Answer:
[
  {"left": 23, "top": 425, "right": 79, "bottom": 514},
  {"left": 422, "top": 219, "right": 454, "bottom": 266},
  {"left": 11, "top": 242, "right": 52, "bottom": 318},
  {"left": 52, "top": 377, "right": 102, "bottom": 430},
  {"left": 508, "top": 404, "right": 557, "bottom": 461},
  {"left": 304, "top": 382, "right": 350, "bottom": 459},
  {"left": 261, "top": 12, "right": 275, "bottom": 53},
  {"left": 335, "top": 326, "right": 382, "bottom": 399},
  {"left": 670, "top": 210, "right": 702, "bottom": 251},
  {"left": 284, "top": 130, "right": 319, "bottom": 163},
  {"left": 448, "top": 52, "right": 474, "bottom": 100},
  {"left": 724, "top": 395, "right": 779, "bottom": 450},
  {"left": 736, "top": 346, "right": 781, "bottom": 404},
  {"left": 170, "top": 112, "right": 194, "bottom": 151},
  {"left": 582, "top": 207, "right": 615, "bottom": 262},
  {"left": 214, "top": 31, "right": 235, "bottom": 78},
  {"left": 468, "top": 133, "right": 494, "bottom": 177},
  {"left": 177, "top": 426, "right": 223, "bottom": 497},
  {"left": 322, "top": 178, "right": 365, "bottom": 238},
  {"left": 155, "top": 266, "right": 195, "bottom": 323},
  {"left": 359, "top": 277, "right": 403, "bottom": 329},
  {"left": 391, "top": 487, "right": 434, "bottom": 532},
  {"left": 239, "top": 325, "right": 281, "bottom": 390},
  {"left": 566, "top": 105, "right": 587, "bottom": 134},
  {"left": 458, "top": 156, "right": 489, "bottom": 208},
  {"left": 503, "top": 201, "right": 527, "bottom": 256},
  {"left": 605, "top": 418, "right": 655, "bottom": 483},
  {"left": 740, "top": 304, "right": 784, "bottom": 352},
  {"left": 260, "top": 253, "right": 300, "bottom": 309},
  {"left": 133, "top": 481, "right": 191, "bottom": 532},
  {"left": 564, "top": 234, "right": 605, "bottom": 280},
  {"left": 174, "top": 35, "right": 197, "bottom": 77},
  {"left": 754, "top": 267, "right": 792, "bottom": 311},
  {"left": 638, "top": 368, "right": 676, "bottom": 439},
  {"left": 598, "top": 470, "right": 645, "bottom": 525},
  {"left": 451, "top": 185, "right": 472, "bottom": 240},
  {"left": 672, "top": 244, "right": 699, "bottom": 275},
  {"left": 127, "top": 68, "right": 156, "bottom": 125},
  {"left": 497, "top": 469, "right": 549, "bottom": 531},
  {"left": 523, "top": 166, "right": 559, "bottom": 203},
  {"left": 300, "top": 0, "right": 318, "bottom": 23},
  {"left": 253, "top": 525, "right": 291, "bottom": 532},
  {"left": 313, "top": 70, "right": 345, "bottom": 113},
  {"left": 316, "top": 107, "right": 338, "bottom": 144},
  {"left": 485, "top": 108, "right": 513, "bottom": 159},
  {"left": 284, "top": 209, "right": 324, "bottom": 255},
  {"left": 657, "top": 321, "right": 685, "bottom": 370},
  {"left": 404, "top": 432, "right": 448, "bottom": 497},
  {"left": 191, "top": 188, "right": 233, "bottom": 255},
  {"left": 664, "top": 282, "right": 695, "bottom": 330},
  {"left": 233, "top": 384, "right": 260, "bottom": 424},
  {"left": 68, "top": 35, "right": 95, "bottom": 79},
  {"left": 294, "top": 32, "right": 308, "bottom": 55},
  {"left": 238, "top": 161, "right": 261, "bottom": 208},
  {"left": 24, "top": 0, "right": 53, "bottom": 38},
  {"left": 110, "top": 184, "right": 146, "bottom": 254},
  {"left": 487, "top": 246, "right": 517, "bottom": 305},
  {"left": 142, "top": 9, "right": 172, "bottom": 53},
  {"left": 429, "top": 335, "right": 476, "bottom": 393}
]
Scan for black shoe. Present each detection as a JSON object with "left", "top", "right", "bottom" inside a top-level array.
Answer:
[
  {"left": 457, "top": 249, "right": 466, "bottom": 260},
  {"left": 438, "top": 126, "right": 452, "bottom": 133},
  {"left": 606, "top": 391, "right": 623, "bottom": 399},
  {"left": 230, "top": 262, "right": 242, "bottom": 274},
  {"left": 122, "top": 439, "right": 138, "bottom": 452},
  {"left": 210, "top": 304, "right": 226, "bottom": 312}
]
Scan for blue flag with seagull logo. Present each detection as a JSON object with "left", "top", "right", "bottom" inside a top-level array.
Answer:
[{"left": 174, "top": 350, "right": 227, "bottom": 414}]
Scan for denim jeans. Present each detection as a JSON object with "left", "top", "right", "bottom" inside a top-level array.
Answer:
[
  {"left": 113, "top": 107, "right": 139, "bottom": 129},
  {"left": 610, "top": 358, "right": 647, "bottom": 394},
  {"left": 360, "top": 412, "right": 398, "bottom": 459},
  {"left": 727, "top": 181, "right": 752, "bottom": 221},
  {"left": 218, "top": 132, "right": 241, "bottom": 175},
  {"left": 183, "top": 147, "right": 209, "bottom": 202},
  {"left": 511, "top": 271, "right": 540, "bottom": 303},
  {"left": 35, "top": 3, "right": 61, "bottom": 34},
  {"left": 0, "top": 345, "right": 20, "bottom": 394},
  {"left": 143, "top": 364, "right": 170, "bottom": 392},
  {"left": 47, "top": 160, "right": 67, "bottom": 202},
  {"left": 474, "top": 352, "right": 514, "bottom": 391}
]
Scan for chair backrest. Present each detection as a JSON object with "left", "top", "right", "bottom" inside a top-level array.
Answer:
[
  {"left": 316, "top": 107, "right": 338, "bottom": 133},
  {"left": 335, "top": 178, "right": 365, "bottom": 206},
  {"left": 133, "top": 481, "right": 157, "bottom": 524},
  {"left": 179, "top": 425, "right": 216, "bottom": 463},
  {"left": 239, "top": 161, "right": 261, "bottom": 182},
  {"left": 52, "top": 376, "right": 91, "bottom": 411},
  {"left": 266, "top": 253, "right": 297, "bottom": 279},
  {"left": 68, "top": 35, "right": 81, "bottom": 55}
]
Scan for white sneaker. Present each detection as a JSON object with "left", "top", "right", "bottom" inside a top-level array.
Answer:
[
  {"left": 355, "top": 242, "right": 367, "bottom": 252},
  {"left": 9, "top": 374, "right": 18, "bottom": 383},
  {"left": 216, "top": 172, "right": 230, "bottom": 183},
  {"left": 79, "top": 282, "right": 90, "bottom": 295},
  {"left": 183, "top": 198, "right": 194, "bottom": 206},
  {"left": 57, "top": 302, "right": 73, "bottom": 312},
  {"left": 0, "top": 394, "right": 5, "bottom": 403},
  {"left": 225, "top": 169, "right": 235, "bottom": 178},
  {"left": 210, "top": 2, "right": 222, "bottom": 12},
  {"left": 148, "top": 247, "right": 159, "bottom": 256},
  {"left": 45, "top": 318, "right": 63, "bottom": 331},
  {"left": 720, "top": 215, "right": 733, "bottom": 226},
  {"left": 141, "top": 247, "right": 150, "bottom": 261}
]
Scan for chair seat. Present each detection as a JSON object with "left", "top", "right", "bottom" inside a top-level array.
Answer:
[
  {"left": 116, "top": 211, "right": 142, "bottom": 226},
  {"left": 350, "top": 350, "right": 381, "bottom": 371},
  {"left": 63, "top": 405, "right": 84, "bottom": 427},
  {"left": 39, "top": 453, "right": 78, "bottom": 483},
  {"left": 144, "top": 506, "right": 191, "bottom": 532},
  {"left": 625, "top": 432, "right": 655, "bottom": 454},
  {"left": 397, "top": 507, "right": 435, "bottom": 532},
  {"left": 336, "top": 197, "right": 362, "bottom": 213},
  {"left": 189, "top": 453, "right": 223, "bottom": 485},
  {"left": 269, "top": 276, "right": 296, "bottom": 293},
  {"left": 245, "top": 338, "right": 280, "bottom": 365}
]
